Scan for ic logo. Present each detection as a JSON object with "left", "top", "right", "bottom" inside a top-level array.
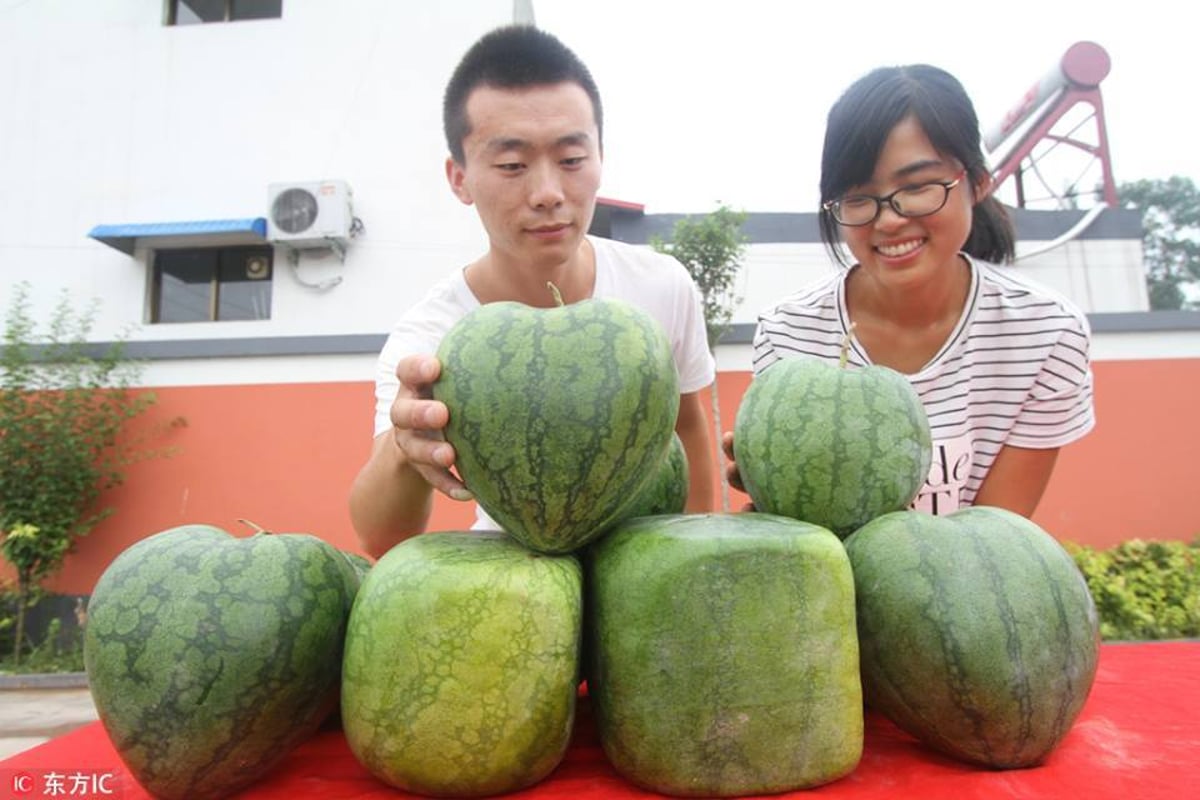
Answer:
[{"left": 11, "top": 771, "right": 36, "bottom": 795}]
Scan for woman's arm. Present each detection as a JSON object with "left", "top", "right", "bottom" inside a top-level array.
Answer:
[{"left": 971, "top": 444, "right": 1061, "bottom": 518}]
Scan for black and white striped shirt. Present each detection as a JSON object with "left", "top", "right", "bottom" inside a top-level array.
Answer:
[{"left": 752, "top": 254, "right": 1096, "bottom": 513}]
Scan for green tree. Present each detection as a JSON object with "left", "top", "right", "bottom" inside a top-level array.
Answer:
[
  {"left": 652, "top": 206, "right": 749, "bottom": 511},
  {"left": 1118, "top": 176, "right": 1200, "bottom": 310},
  {"left": 0, "top": 282, "right": 174, "bottom": 664}
]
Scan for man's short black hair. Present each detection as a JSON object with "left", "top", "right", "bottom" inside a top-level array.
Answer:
[{"left": 443, "top": 25, "right": 603, "bottom": 164}]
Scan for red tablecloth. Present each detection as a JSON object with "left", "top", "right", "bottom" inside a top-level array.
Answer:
[{"left": 3, "top": 641, "right": 1197, "bottom": 799}]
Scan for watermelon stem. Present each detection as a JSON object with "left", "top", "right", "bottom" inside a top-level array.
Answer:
[
  {"left": 839, "top": 323, "right": 857, "bottom": 369},
  {"left": 237, "top": 518, "right": 271, "bottom": 536},
  {"left": 546, "top": 281, "right": 565, "bottom": 307}
]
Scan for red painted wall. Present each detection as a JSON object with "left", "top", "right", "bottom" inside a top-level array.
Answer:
[
  {"left": 1030, "top": 358, "right": 1199, "bottom": 546},
  {"left": 709, "top": 360, "right": 1200, "bottom": 549},
  {"left": 13, "top": 358, "right": 1200, "bottom": 596}
]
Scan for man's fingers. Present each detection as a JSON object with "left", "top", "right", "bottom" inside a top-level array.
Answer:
[
  {"left": 413, "top": 399, "right": 448, "bottom": 430},
  {"left": 392, "top": 397, "right": 448, "bottom": 432},
  {"left": 415, "top": 463, "right": 473, "bottom": 502},
  {"left": 393, "top": 426, "right": 453, "bottom": 465},
  {"left": 397, "top": 433, "right": 472, "bottom": 501},
  {"left": 397, "top": 353, "right": 441, "bottom": 392},
  {"left": 410, "top": 448, "right": 472, "bottom": 501}
]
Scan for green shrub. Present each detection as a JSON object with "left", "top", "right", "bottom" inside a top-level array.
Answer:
[
  {"left": 0, "top": 583, "right": 15, "bottom": 657},
  {"left": 2, "top": 282, "right": 182, "bottom": 665},
  {"left": 1066, "top": 538, "right": 1200, "bottom": 640},
  {"left": 0, "top": 617, "right": 85, "bottom": 674},
  {"left": 0, "top": 586, "right": 87, "bottom": 673}
]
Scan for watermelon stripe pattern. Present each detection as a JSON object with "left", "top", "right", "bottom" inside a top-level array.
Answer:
[
  {"left": 843, "top": 507, "right": 1100, "bottom": 768},
  {"left": 342, "top": 532, "right": 582, "bottom": 796},
  {"left": 84, "top": 526, "right": 356, "bottom": 800},
  {"left": 612, "top": 432, "right": 689, "bottom": 522},
  {"left": 734, "top": 358, "right": 931, "bottom": 537},
  {"left": 435, "top": 299, "right": 678, "bottom": 553},
  {"left": 588, "top": 514, "right": 863, "bottom": 796}
]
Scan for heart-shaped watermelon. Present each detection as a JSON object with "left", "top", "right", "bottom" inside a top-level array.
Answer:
[{"left": 433, "top": 295, "right": 678, "bottom": 553}]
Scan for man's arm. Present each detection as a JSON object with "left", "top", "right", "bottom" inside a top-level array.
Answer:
[
  {"left": 675, "top": 389, "right": 715, "bottom": 512},
  {"left": 971, "top": 444, "right": 1060, "bottom": 518},
  {"left": 349, "top": 433, "right": 437, "bottom": 559},
  {"left": 348, "top": 354, "right": 470, "bottom": 559}
]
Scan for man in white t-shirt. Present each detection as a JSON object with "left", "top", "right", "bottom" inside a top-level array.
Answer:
[{"left": 349, "top": 26, "right": 715, "bottom": 558}]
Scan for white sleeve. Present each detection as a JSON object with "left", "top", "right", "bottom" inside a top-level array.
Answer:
[
  {"left": 589, "top": 237, "right": 716, "bottom": 395},
  {"left": 1007, "top": 314, "right": 1096, "bottom": 448},
  {"left": 673, "top": 273, "right": 717, "bottom": 394},
  {"left": 373, "top": 328, "right": 438, "bottom": 437},
  {"left": 372, "top": 283, "right": 467, "bottom": 437}
]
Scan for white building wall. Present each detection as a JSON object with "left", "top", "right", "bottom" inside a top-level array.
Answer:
[
  {"left": 0, "top": 1, "right": 1186, "bottom": 390},
  {"left": 730, "top": 243, "right": 837, "bottom": 326},
  {"left": 0, "top": 0, "right": 512, "bottom": 341},
  {"left": 727, "top": 237, "right": 1146, "bottom": 330},
  {"left": 1014, "top": 239, "right": 1149, "bottom": 312}
]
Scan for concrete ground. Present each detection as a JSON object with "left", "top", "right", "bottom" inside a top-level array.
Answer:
[{"left": 0, "top": 675, "right": 99, "bottom": 761}]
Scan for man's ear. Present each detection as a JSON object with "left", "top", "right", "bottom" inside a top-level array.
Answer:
[{"left": 446, "top": 157, "right": 473, "bottom": 206}]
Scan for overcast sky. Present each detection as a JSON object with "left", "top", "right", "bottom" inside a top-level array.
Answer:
[{"left": 532, "top": 1, "right": 1197, "bottom": 214}]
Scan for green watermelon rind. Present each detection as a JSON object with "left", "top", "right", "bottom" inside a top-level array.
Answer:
[
  {"left": 341, "top": 531, "right": 582, "bottom": 797},
  {"left": 734, "top": 358, "right": 932, "bottom": 538},
  {"left": 611, "top": 432, "right": 689, "bottom": 523},
  {"left": 339, "top": 550, "right": 373, "bottom": 584},
  {"left": 433, "top": 298, "right": 679, "bottom": 554},
  {"left": 587, "top": 513, "right": 863, "bottom": 796},
  {"left": 83, "top": 524, "right": 357, "bottom": 800},
  {"left": 843, "top": 507, "right": 1101, "bottom": 768}
]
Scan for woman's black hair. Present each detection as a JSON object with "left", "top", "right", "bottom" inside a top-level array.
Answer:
[{"left": 818, "top": 64, "right": 1015, "bottom": 266}]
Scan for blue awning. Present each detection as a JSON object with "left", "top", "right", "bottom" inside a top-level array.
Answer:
[{"left": 88, "top": 218, "right": 268, "bottom": 255}]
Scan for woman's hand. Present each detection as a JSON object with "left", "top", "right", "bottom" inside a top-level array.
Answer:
[{"left": 722, "top": 431, "right": 756, "bottom": 512}]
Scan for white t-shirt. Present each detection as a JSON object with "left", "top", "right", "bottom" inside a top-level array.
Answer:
[
  {"left": 373, "top": 235, "right": 715, "bottom": 528},
  {"left": 752, "top": 254, "right": 1095, "bottom": 514}
]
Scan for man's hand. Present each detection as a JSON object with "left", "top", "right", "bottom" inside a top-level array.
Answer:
[{"left": 391, "top": 354, "right": 472, "bottom": 501}]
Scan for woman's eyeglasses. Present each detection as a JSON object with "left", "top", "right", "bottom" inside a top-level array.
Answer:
[{"left": 823, "top": 171, "right": 967, "bottom": 227}]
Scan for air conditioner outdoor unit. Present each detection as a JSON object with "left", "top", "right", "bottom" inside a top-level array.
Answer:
[{"left": 267, "top": 180, "right": 354, "bottom": 248}]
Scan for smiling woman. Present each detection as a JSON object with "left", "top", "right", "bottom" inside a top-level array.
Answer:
[{"left": 733, "top": 63, "right": 1095, "bottom": 522}]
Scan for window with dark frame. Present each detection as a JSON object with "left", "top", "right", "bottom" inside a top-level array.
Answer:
[
  {"left": 166, "top": 0, "right": 282, "bottom": 25},
  {"left": 152, "top": 246, "right": 273, "bottom": 323}
]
